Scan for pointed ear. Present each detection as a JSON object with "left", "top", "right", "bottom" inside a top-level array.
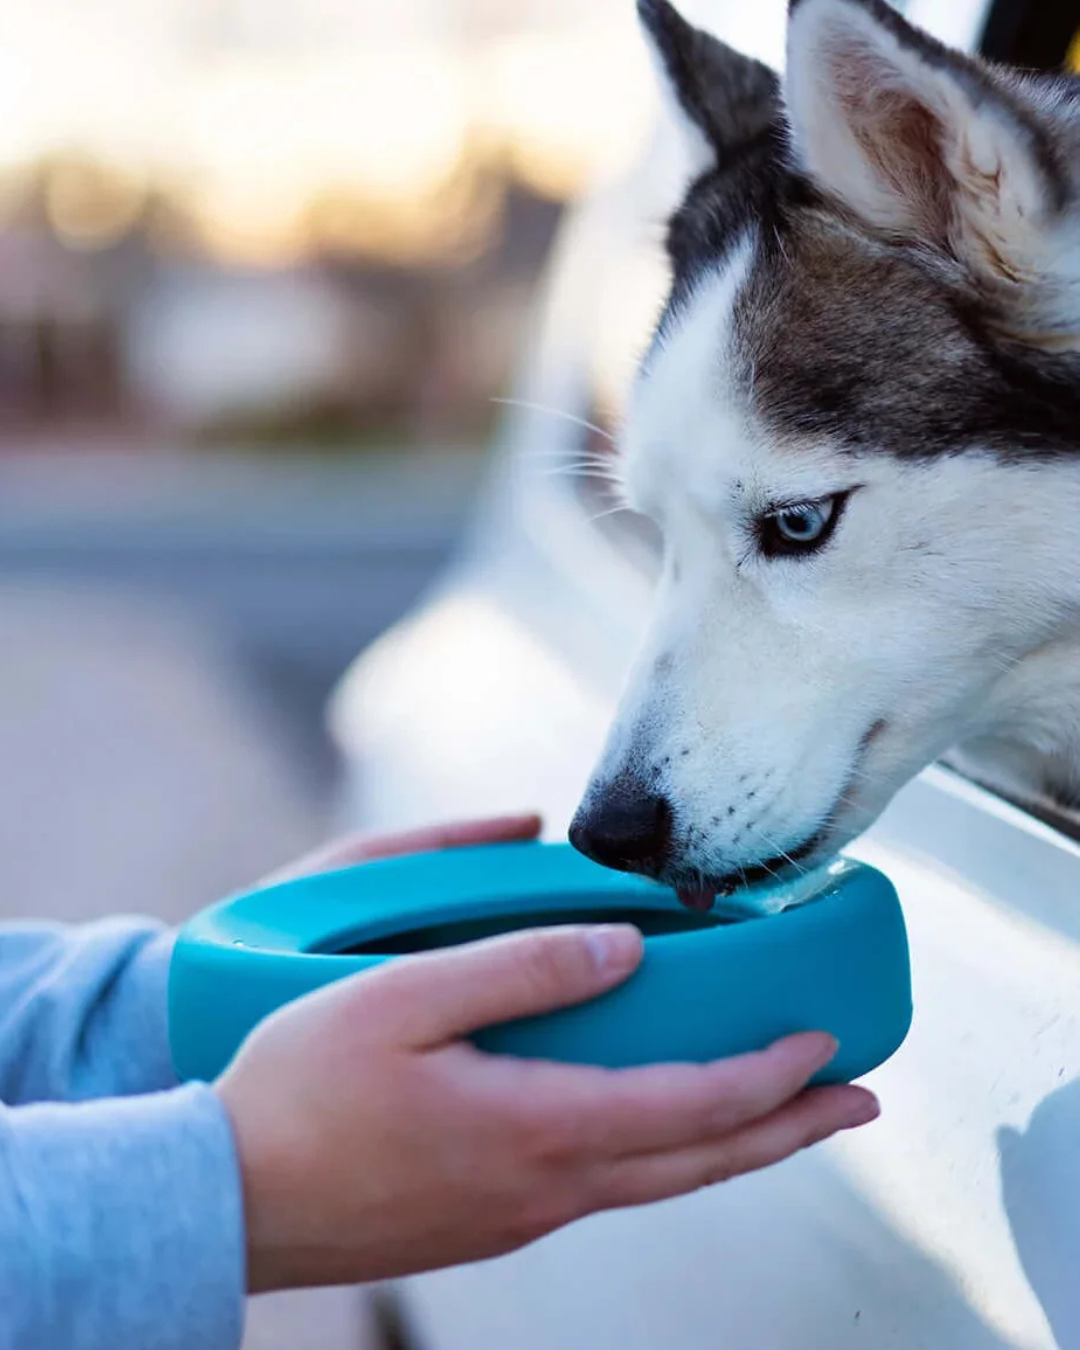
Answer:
[
  {"left": 785, "top": 0, "right": 1067, "bottom": 287},
  {"left": 638, "top": 0, "right": 780, "bottom": 177}
]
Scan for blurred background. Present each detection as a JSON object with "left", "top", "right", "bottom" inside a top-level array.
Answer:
[
  {"left": 0, "top": 0, "right": 1075, "bottom": 1347},
  {"left": 0, "top": 3, "right": 672, "bottom": 1345},
  {"left": 0, "top": 0, "right": 664, "bottom": 920}
]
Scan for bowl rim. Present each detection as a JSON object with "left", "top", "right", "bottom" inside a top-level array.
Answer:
[{"left": 181, "top": 842, "right": 878, "bottom": 963}]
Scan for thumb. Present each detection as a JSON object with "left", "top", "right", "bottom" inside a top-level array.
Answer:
[{"left": 354, "top": 924, "right": 644, "bottom": 1047}]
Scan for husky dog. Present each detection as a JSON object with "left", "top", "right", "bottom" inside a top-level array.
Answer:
[{"left": 570, "top": 0, "right": 1080, "bottom": 908}]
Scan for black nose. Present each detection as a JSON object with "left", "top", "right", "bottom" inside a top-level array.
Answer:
[{"left": 569, "top": 776, "right": 673, "bottom": 875}]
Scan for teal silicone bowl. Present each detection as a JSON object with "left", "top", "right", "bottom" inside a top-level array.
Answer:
[{"left": 168, "top": 841, "right": 911, "bottom": 1084}]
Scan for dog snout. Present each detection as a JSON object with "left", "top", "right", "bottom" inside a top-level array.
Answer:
[{"left": 569, "top": 773, "right": 673, "bottom": 877}]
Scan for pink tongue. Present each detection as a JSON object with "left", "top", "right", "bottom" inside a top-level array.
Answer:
[{"left": 676, "top": 886, "right": 718, "bottom": 913}]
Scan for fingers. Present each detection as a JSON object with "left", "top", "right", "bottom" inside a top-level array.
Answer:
[
  {"left": 589, "top": 1085, "right": 880, "bottom": 1211},
  {"left": 354, "top": 924, "right": 643, "bottom": 1046},
  {"left": 262, "top": 814, "right": 543, "bottom": 884},
  {"left": 355, "top": 815, "right": 544, "bottom": 861},
  {"left": 512, "top": 1032, "right": 843, "bottom": 1160}
]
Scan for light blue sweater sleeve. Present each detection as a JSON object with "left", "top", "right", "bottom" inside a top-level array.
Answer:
[{"left": 0, "top": 919, "right": 245, "bottom": 1350}]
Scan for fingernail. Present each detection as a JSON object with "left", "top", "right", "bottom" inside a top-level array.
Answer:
[
  {"left": 811, "top": 1034, "right": 840, "bottom": 1070},
  {"left": 844, "top": 1093, "right": 881, "bottom": 1128},
  {"left": 583, "top": 924, "right": 643, "bottom": 976}
]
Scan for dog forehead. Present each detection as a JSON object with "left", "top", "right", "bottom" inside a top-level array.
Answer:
[
  {"left": 736, "top": 222, "right": 983, "bottom": 455},
  {"left": 623, "top": 240, "right": 758, "bottom": 514},
  {"left": 624, "top": 187, "right": 1080, "bottom": 526},
  {"left": 624, "top": 234, "right": 855, "bottom": 514}
]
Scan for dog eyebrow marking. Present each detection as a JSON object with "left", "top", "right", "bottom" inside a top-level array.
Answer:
[
  {"left": 732, "top": 216, "right": 1080, "bottom": 462},
  {"left": 645, "top": 49, "right": 1080, "bottom": 467}
]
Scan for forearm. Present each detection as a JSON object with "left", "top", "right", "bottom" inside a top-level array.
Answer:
[
  {"left": 0, "top": 1085, "right": 245, "bottom": 1350},
  {"left": 0, "top": 919, "right": 176, "bottom": 1105}
]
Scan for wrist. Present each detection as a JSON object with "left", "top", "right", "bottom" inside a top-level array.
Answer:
[{"left": 215, "top": 1076, "right": 314, "bottom": 1294}]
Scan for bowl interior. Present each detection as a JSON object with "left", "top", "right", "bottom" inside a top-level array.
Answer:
[{"left": 323, "top": 899, "right": 739, "bottom": 957}]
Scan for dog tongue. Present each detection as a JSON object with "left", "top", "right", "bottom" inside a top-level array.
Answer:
[{"left": 676, "top": 885, "right": 717, "bottom": 912}]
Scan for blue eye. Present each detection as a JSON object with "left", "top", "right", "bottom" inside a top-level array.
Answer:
[
  {"left": 757, "top": 493, "right": 848, "bottom": 558},
  {"left": 777, "top": 502, "right": 830, "bottom": 543}
]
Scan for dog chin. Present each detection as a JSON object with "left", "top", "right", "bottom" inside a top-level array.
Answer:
[{"left": 661, "top": 786, "right": 901, "bottom": 911}]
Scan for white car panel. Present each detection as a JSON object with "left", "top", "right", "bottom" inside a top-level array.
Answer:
[{"left": 330, "top": 5, "right": 1078, "bottom": 1344}]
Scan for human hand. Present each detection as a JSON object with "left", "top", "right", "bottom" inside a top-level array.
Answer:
[
  {"left": 261, "top": 812, "right": 543, "bottom": 885},
  {"left": 217, "top": 921, "right": 879, "bottom": 1292}
]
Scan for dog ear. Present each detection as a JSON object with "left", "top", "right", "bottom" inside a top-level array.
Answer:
[
  {"left": 785, "top": 0, "right": 1068, "bottom": 293},
  {"left": 638, "top": 0, "right": 780, "bottom": 177}
]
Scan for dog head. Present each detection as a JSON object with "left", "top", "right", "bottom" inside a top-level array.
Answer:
[{"left": 571, "top": 0, "right": 1080, "bottom": 904}]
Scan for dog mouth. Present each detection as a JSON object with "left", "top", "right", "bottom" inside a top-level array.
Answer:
[
  {"left": 670, "top": 829, "right": 830, "bottom": 911},
  {"left": 670, "top": 721, "right": 888, "bottom": 910},
  {"left": 575, "top": 722, "right": 885, "bottom": 912}
]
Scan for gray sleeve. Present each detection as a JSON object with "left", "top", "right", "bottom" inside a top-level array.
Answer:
[
  {"left": 0, "top": 919, "right": 177, "bottom": 1105},
  {"left": 0, "top": 1082, "right": 245, "bottom": 1350}
]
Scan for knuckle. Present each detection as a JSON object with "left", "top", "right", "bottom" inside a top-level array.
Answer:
[
  {"left": 696, "top": 1157, "right": 735, "bottom": 1190},
  {"left": 572, "top": 1168, "right": 619, "bottom": 1216},
  {"left": 498, "top": 1194, "right": 561, "bottom": 1250},
  {"left": 801, "top": 1120, "right": 841, "bottom": 1151},
  {"left": 512, "top": 1110, "right": 581, "bottom": 1169},
  {"left": 516, "top": 930, "right": 588, "bottom": 999},
  {"left": 345, "top": 971, "right": 400, "bottom": 1029},
  {"left": 497, "top": 1211, "right": 539, "bottom": 1251},
  {"left": 356, "top": 958, "right": 405, "bottom": 1002},
  {"left": 573, "top": 1111, "right": 619, "bottom": 1159}
]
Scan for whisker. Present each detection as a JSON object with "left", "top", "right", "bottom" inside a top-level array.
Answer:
[
  {"left": 747, "top": 822, "right": 809, "bottom": 878},
  {"left": 986, "top": 650, "right": 1027, "bottom": 677},
  {"left": 753, "top": 854, "right": 784, "bottom": 883},
  {"left": 836, "top": 763, "right": 879, "bottom": 788},
  {"left": 521, "top": 448, "right": 614, "bottom": 465},
  {"left": 491, "top": 396, "right": 617, "bottom": 445},
  {"left": 522, "top": 448, "right": 624, "bottom": 487},
  {"left": 539, "top": 467, "right": 626, "bottom": 493},
  {"left": 586, "top": 503, "right": 630, "bottom": 525},
  {"left": 539, "top": 459, "right": 623, "bottom": 479}
]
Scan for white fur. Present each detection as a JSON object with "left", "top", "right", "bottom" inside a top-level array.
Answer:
[{"left": 587, "top": 238, "right": 1080, "bottom": 877}]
